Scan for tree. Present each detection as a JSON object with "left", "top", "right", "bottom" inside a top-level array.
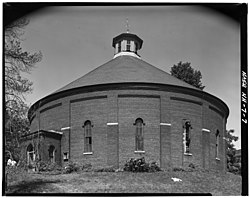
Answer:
[
  {"left": 4, "top": 17, "right": 42, "bottom": 162},
  {"left": 225, "top": 129, "right": 240, "bottom": 174},
  {"left": 170, "top": 61, "right": 205, "bottom": 90},
  {"left": 5, "top": 111, "right": 30, "bottom": 163}
]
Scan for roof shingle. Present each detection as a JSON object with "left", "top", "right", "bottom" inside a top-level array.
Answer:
[{"left": 54, "top": 55, "right": 199, "bottom": 93}]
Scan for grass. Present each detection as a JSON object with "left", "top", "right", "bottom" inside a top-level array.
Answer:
[{"left": 5, "top": 169, "right": 242, "bottom": 195}]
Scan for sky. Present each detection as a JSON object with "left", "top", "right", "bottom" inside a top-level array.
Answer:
[{"left": 19, "top": 6, "right": 240, "bottom": 148}]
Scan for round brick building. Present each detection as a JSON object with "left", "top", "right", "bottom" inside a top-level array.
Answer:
[{"left": 22, "top": 31, "right": 229, "bottom": 171}]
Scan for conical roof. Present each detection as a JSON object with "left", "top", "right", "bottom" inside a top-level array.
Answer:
[{"left": 54, "top": 55, "right": 199, "bottom": 93}]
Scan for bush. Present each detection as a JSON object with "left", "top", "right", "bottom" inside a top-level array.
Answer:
[
  {"left": 123, "top": 157, "right": 161, "bottom": 172},
  {"left": 228, "top": 162, "right": 241, "bottom": 175},
  {"left": 38, "top": 161, "right": 62, "bottom": 172},
  {"left": 172, "top": 163, "right": 207, "bottom": 173},
  {"left": 63, "top": 161, "right": 80, "bottom": 174},
  {"left": 173, "top": 167, "right": 185, "bottom": 172},
  {"left": 5, "top": 165, "right": 27, "bottom": 185},
  {"left": 228, "top": 164, "right": 241, "bottom": 175},
  {"left": 188, "top": 163, "right": 195, "bottom": 169},
  {"left": 82, "top": 163, "right": 92, "bottom": 171}
]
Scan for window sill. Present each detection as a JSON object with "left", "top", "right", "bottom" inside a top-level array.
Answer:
[
  {"left": 83, "top": 152, "right": 93, "bottom": 155},
  {"left": 184, "top": 153, "right": 193, "bottom": 156},
  {"left": 134, "top": 151, "right": 145, "bottom": 154},
  {"left": 215, "top": 157, "right": 220, "bottom": 161}
]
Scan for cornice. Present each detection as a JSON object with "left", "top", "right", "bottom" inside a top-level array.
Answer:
[{"left": 28, "top": 83, "right": 229, "bottom": 121}]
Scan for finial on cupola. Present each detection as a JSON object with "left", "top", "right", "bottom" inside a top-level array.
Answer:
[{"left": 126, "top": 18, "right": 130, "bottom": 33}]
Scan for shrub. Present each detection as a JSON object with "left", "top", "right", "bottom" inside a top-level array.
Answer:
[
  {"left": 173, "top": 167, "right": 185, "bottom": 172},
  {"left": 172, "top": 163, "right": 206, "bottom": 172},
  {"left": 63, "top": 161, "right": 80, "bottom": 174},
  {"left": 150, "top": 161, "right": 161, "bottom": 172},
  {"left": 228, "top": 164, "right": 241, "bottom": 175},
  {"left": 188, "top": 163, "right": 195, "bottom": 169},
  {"left": 228, "top": 162, "right": 241, "bottom": 175},
  {"left": 27, "top": 163, "right": 34, "bottom": 169},
  {"left": 5, "top": 165, "right": 27, "bottom": 186},
  {"left": 82, "top": 163, "right": 92, "bottom": 171},
  {"left": 123, "top": 157, "right": 161, "bottom": 172},
  {"left": 38, "top": 161, "right": 62, "bottom": 172}
]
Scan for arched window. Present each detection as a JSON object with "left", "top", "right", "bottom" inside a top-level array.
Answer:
[
  {"left": 215, "top": 130, "right": 220, "bottom": 159},
  {"left": 27, "top": 144, "right": 35, "bottom": 165},
  {"left": 48, "top": 145, "right": 56, "bottom": 163},
  {"left": 183, "top": 120, "right": 192, "bottom": 154},
  {"left": 135, "top": 118, "right": 144, "bottom": 151},
  {"left": 84, "top": 120, "right": 92, "bottom": 153}
]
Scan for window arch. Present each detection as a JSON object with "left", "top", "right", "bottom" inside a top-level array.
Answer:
[
  {"left": 48, "top": 145, "right": 56, "bottom": 163},
  {"left": 134, "top": 118, "right": 145, "bottom": 151},
  {"left": 83, "top": 120, "right": 92, "bottom": 153},
  {"left": 27, "top": 144, "right": 35, "bottom": 165},
  {"left": 215, "top": 130, "right": 220, "bottom": 159}
]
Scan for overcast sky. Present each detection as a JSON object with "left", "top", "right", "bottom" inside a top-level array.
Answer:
[{"left": 20, "top": 6, "right": 240, "bottom": 148}]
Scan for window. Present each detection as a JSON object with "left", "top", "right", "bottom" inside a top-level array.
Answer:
[
  {"left": 48, "top": 145, "right": 56, "bottom": 163},
  {"left": 27, "top": 144, "right": 35, "bottom": 165},
  {"left": 183, "top": 120, "right": 192, "bottom": 154},
  {"left": 134, "top": 118, "right": 144, "bottom": 151},
  {"left": 84, "top": 120, "right": 92, "bottom": 153},
  {"left": 126, "top": 40, "right": 131, "bottom": 51},
  {"left": 215, "top": 130, "right": 220, "bottom": 159},
  {"left": 118, "top": 41, "right": 121, "bottom": 52}
]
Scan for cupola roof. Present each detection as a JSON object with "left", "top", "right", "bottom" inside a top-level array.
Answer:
[{"left": 112, "top": 33, "right": 143, "bottom": 49}]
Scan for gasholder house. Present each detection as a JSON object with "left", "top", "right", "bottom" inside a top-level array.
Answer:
[{"left": 22, "top": 31, "right": 229, "bottom": 171}]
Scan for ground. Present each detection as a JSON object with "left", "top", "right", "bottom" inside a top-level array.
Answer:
[{"left": 5, "top": 169, "right": 241, "bottom": 195}]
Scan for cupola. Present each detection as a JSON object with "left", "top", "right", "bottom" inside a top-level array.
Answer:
[{"left": 112, "top": 28, "right": 143, "bottom": 59}]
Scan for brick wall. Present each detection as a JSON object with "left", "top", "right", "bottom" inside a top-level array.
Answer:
[
  {"left": 40, "top": 102, "right": 64, "bottom": 131},
  {"left": 41, "top": 134, "right": 61, "bottom": 165},
  {"left": 169, "top": 94, "right": 203, "bottom": 167},
  {"left": 21, "top": 133, "right": 61, "bottom": 165},
  {"left": 106, "top": 91, "right": 119, "bottom": 168},
  {"left": 70, "top": 96, "right": 108, "bottom": 168},
  {"left": 208, "top": 106, "right": 225, "bottom": 171},
  {"left": 118, "top": 96, "right": 160, "bottom": 166},
  {"left": 28, "top": 87, "right": 227, "bottom": 171}
]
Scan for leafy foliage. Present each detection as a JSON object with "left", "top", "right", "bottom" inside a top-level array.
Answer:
[
  {"left": 5, "top": 114, "right": 30, "bottom": 163},
  {"left": 225, "top": 129, "right": 240, "bottom": 174},
  {"left": 123, "top": 157, "right": 161, "bottom": 172},
  {"left": 82, "top": 163, "right": 92, "bottom": 171},
  {"left": 4, "top": 17, "right": 42, "bottom": 163},
  {"left": 170, "top": 61, "right": 205, "bottom": 90},
  {"left": 63, "top": 161, "right": 80, "bottom": 174},
  {"left": 38, "top": 161, "right": 62, "bottom": 172},
  {"left": 5, "top": 18, "right": 42, "bottom": 117}
]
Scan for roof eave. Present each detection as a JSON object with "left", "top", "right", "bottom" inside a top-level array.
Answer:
[{"left": 28, "top": 82, "right": 229, "bottom": 121}]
